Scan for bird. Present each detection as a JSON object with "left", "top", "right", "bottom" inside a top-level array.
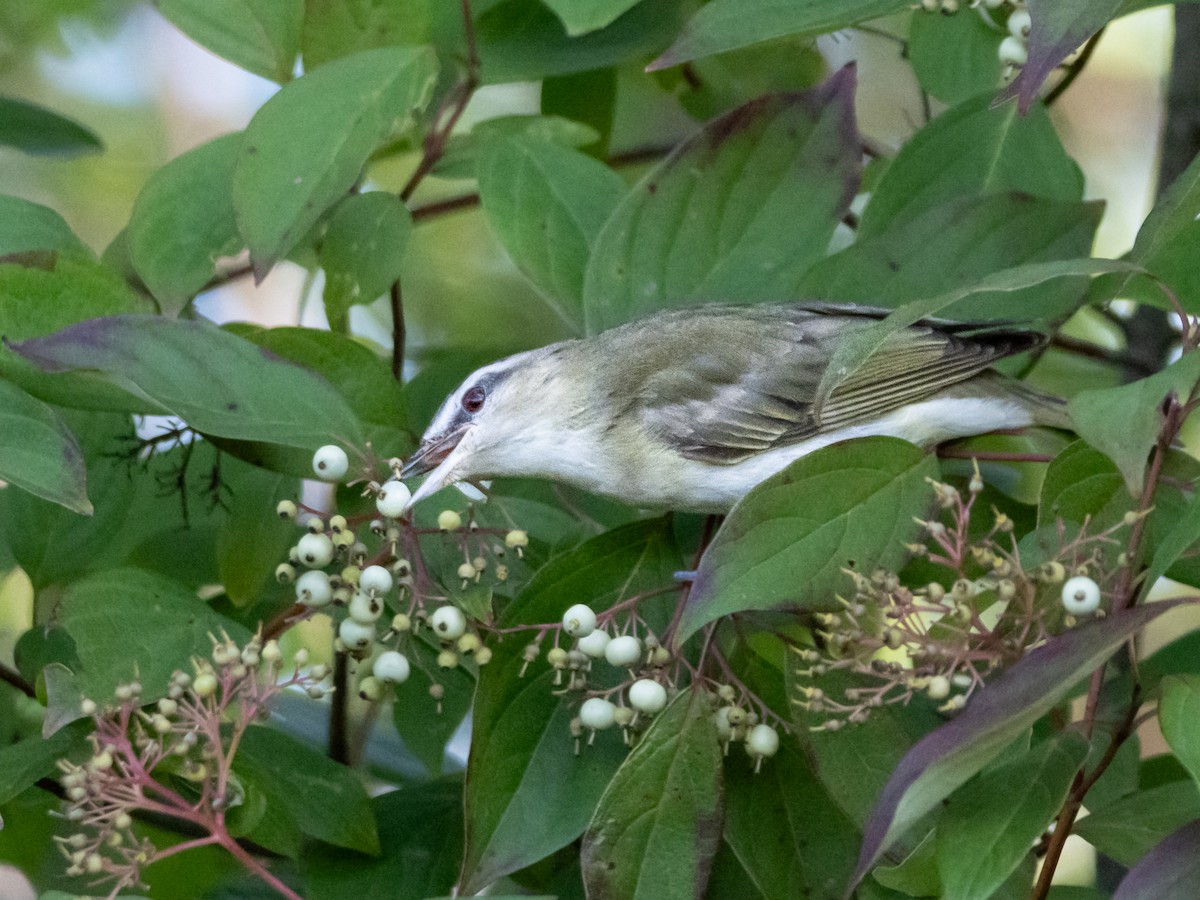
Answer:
[{"left": 400, "top": 302, "right": 1069, "bottom": 513}]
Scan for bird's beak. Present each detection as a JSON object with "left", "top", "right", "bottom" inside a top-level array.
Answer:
[{"left": 400, "top": 423, "right": 470, "bottom": 509}]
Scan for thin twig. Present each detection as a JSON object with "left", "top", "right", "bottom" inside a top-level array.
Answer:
[
  {"left": 0, "top": 662, "right": 35, "bottom": 698},
  {"left": 1045, "top": 27, "right": 1107, "bottom": 107}
]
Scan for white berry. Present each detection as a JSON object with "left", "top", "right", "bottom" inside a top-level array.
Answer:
[
  {"left": 999, "top": 35, "right": 1028, "bottom": 67},
  {"left": 1007, "top": 8, "right": 1031, "bottom": 37},
  {"left": 359, "top": 565, "right": 393, "bottom": 595},
  {"left": 338, "top": 618, "right": 375, "bottom": 650},
  {"left": 577, "top": 629, "right": 611, "bottom": 659},
  {"left": 579, "top": 697, "right": 616, "bottom": 730},
  {"left": 562, "top": 603, "right": 596, "bottom": 638},
  {"left": 373, "top": 650, "right": 411, "bottom": 685},
  {"left": 376, "top": 480, "right": 412, "bottom": 518},
  {"left": 1061, "top": 576, "right": 1101, "bottom": 615},
  {"left": 505, "top": 529, "right": 528, "bottom": 549},
  {"left": 437, "top": 509, "right": 462, "bottom": 531},
  {"left": 312, "top": 445, "right": 349, "bottom": 481},
  {"left": 927, "top": 675, "right": 951, "bottom": 701},
  {"left": 295, "top": 570, "right": 333, "bottom": 607},
  {"left": 605, "top": 635, "right": 642, "bottom": 668},
  {"left": 628, "top": 679, "right": 667, "bottom": 714},
  {"left": 296, "top": 532, "right": 334, "bottom": 568},
  {"left": 430, "top": 605, "right": 467, "bottom": 640},
  {"left": 348, "top": 589, "right": 383, "bottom": 624},
  {"left": 746, "top": 724, "right": 780, "bottom": 759}
]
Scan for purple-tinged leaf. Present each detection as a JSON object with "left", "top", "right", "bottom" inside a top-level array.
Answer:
[
  {"left": 996, "top": 1, "right": 1122, "bottom": 114},
  {"left": 1113, "top": 820, "right": 1200, "bottom": 900},
  {"left": 852, "top": 600, "right": 1190, "bottom": 886}
]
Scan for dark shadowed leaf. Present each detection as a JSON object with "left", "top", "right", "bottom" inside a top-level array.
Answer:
[
  {"left": 129, "top": 133, "right": 243, "bottom": 315},
  {"left": 9, "top": 315, "right": 364, "bottom": 452},
  {"left": 153, "top": 0, "right": 303, "bottom": 83},
  {"left": 1144, "top": 490, "right": 1200, "bottom": 595},
  {"left": 319, "top": 191, "right": 412, "bottom": 331},
  {"left": 1113, "top": 820, "right": 1200, "bottom": 900},
  {"left": 0, "top": 723, "right": 89, "bottom": 805},
  {"left": 215, "top": 457, "right": 296, "bottom": 606},
  {"left": 936, "top": 732, "right": 1088, "bottom": 900},
  {"left": 677, "top": 437, "right": 936, "bottom": 646},
  {"left": 0, "top": 380, "right": 90, "bottom": 513},
  {"left": 581, "top": 689, "right": 723, "bottom": 900},
  {"left": 648, "top": 0, "right": 908, "bottom": 69},
  {"left": 908, "top": 11, "right": 1002, "bottom": 105},
  {"left": 858, "top": 95, "right": 1083, "bottom": 238},
  {"left": 1158, "top": 675, "right": 1200, "bottom": 791},
  {"left": 232, "top": 46, "right": 437, "bottom": 275},
  {"left": 541, "top": 0, "right": 644, "bottom": 35},
  {"left": 853, "top": 600, "right": 1188, "bottom": 885},
  {"left": 1074, "top": 780, "right": 1200, "bottom": 866},
  {"left": 0, "top": 97, "right": 101, "bottom": 157},
  {"left": 583, "top": 71, "right": 860, "bottom": 334}
]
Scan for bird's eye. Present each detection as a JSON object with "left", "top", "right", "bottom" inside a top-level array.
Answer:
[{"left": 461, "top": 385, "right": 486, "bottom": 414}]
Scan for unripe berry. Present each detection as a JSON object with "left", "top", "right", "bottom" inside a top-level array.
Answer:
[
  {"left": 296, "top": 570, "right": 333, "bottom": 607},
  {"left": 605, "top": 635, "right": 642, "bottom": 668},
  {"left": 276, "top": 499, "right": 297, "bottom": 520},
  {"left": 927, "top": 675, "right": 951, "bottom": 701},
  {"left": 391, "top": 613, "right": 412, "bottom": 632},
  {"left": 475, "top": 646, "right": 493, "bottom": 665},
  {"left": 457, "top": 562, "right": 477, "bottom": 581},
  {"left": 437, "top": 649, "right": 459, "bottom": 669},
  {"left": 437, "top": 509, "right": 462, "bottom": 531},
  {"left": 505, "top": 529, "right": 528, "bottom": 549},
  {"left": 296, "top": 533, "right": 335, "bottom": 568},
  {"left": 193, "top": 673, "right": 218, "bottom": 698},
  {"left": 338, "top": 618, "right": 375, "bottom": 651},
  {"left": 629, "top": 679, "right": 667, "bottom": 714},
  {"left": 430, "top": 605, "right": 467, "bottom": 640},
  {"left": 80, "top": 698, "right": 97, "bottom": 716},
  {"left": 562, "top": 603, "right": 597, "bottom": 638},
  {"left": 577, "top": 629, "right": 611, "bottom": 658},
  {"left": 1061, "top": 576, "right": 1101, "bottom": 615},
  {"left": 373, "top": 650, "right": 412, "bottom": 685},
  {"left": 746, "top": 724, "right": 780, "bottom": 759},
  {"left": 375, "top": 479, "right": 412, "bottom": 518},
  {"left": 348, "top": 589, "right": 384, "bottom": 624},
  {"left": 275, "top": 563, "right": 296, "bottom": 584},
  {"left": 312, "top": 445, "right": 349, "bottom": 481},
  {"left": 580, "top": 697, "right": 617, "bottom": 730},
  {"left": 358, "top": 675, "right": 384, "bottom": 701},
  {"left": 547, "top": 647, "right": 569, "bottom": 668},
  {"left": 457, "top": 633, "right": 481, "bottom": 654}
]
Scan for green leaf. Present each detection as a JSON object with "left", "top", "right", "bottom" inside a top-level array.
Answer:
[
  {"left": 435, "top": 113, "right": 601, "bottom": 180},
  {"left": 1113, "top": 820, "right": 1200, "bottom": 900},
  {"left": 1068, "top": 351, "right": 1200, "bottom": 495},
  {"left": 301, "top": 0, "right": 433, "bottom": 70},
  {"left": 1144, "top": 490, "right": 1200, "bottom": 594},
  {"left": 581, "top": 689, "right": 724, "bottom": 900},
  {"left": 232, "top": 726, "right": 379, "bottom": 854},
  {"left": 723, "top": 740, "right": 859, "bottom": 899},
  {"left": 459, "top": 519, "right": 681, "bottom": 894},
  {"left": 55, "top": 567, "right": 250, "bottom": 715},
  {"left": 390, "top": 636, "right": 475, "bottom": 775},
  {"left": 873, "top": 830, "right": 940, "bottom": 896},
  {"left": 0, "top": 96, "right": 101, "bottom": 157},
  {"left": 303, "top": 779, "right": 463, "bottom": 899},
  {"left": 9, "top": 315, "right": 366, "bottom": 453},
  {"left": 858, "top": 95, "right": 1083, "bottom": 238},
  {"left": 0, "top": 196, "right": 90, "bottom": 259},
  {"left": 853, "top": 601, "right": 1188, "bottom": 885},
  {"left": 584, "top": 70, "right": 860, "bottom": 334},
  {"left": 319, "top": 191, "right": 412, "bottom": 331},
  {"left": 541, "top": 0, "right": 643, "bottom": 35},
  {"left": 232, "top": 46, "right": 437, "bottom": 275},
  {"left": 478, "top": 135, "right": 624, "bottom": 334},
  {"left": 153, "top": 0, "right": 303, "bottom": 83},
  {"left": 216, "top": 458, "right": 297, "bottom": 606},
  {"left": 798, "top": 194, "right": 1103, "bottom": 314},
  {"left": 0, "top": 723, "right": 88, "bottom": 805},
  {"left": 476, "top": 0, "right": 682, "bottom": 83},
  {"left": 936, "top": 732, "right": 1088, "bottom": 900},
  {"left": 0, "top": 379, "right": 90, "bottom": 513},
  {"left": 1158, "top": 675, "right": 1200, "bottom": 792},
  {"left": 648, "top": 0, "right": 908, "bottom": 69},
  {"left": 677, "top": 437, "right": 937, "bottom": 646},
  {"left": 1074, "top": 781, "right": 1200, "bottom": 866},
  {"left": 128, "top": 132, "right": 243, "bottom": 314},
  {"left": 1038, "top": 441, "right": 1126, "bottom": 531},
  {"left": 908, "top": 10, "right": 1003, "bottom": 105}
]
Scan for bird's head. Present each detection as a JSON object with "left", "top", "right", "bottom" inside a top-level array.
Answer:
[{"left": 401, "top": 343, "right": 582, "bottom": 508}]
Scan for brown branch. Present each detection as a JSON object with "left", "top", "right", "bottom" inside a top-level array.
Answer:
[
  {"left": 1, "top": 662, "right": 35, "bottom": 698},
  {"left": 389, "top": 279, "right": 405, "bottom": 381}
]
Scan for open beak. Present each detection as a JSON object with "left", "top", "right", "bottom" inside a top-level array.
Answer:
[{"left": 400, "top": 423, "right": 470, "bottom": 509}]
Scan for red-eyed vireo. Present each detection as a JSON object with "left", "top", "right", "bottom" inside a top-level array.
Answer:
[{"left": 400, "top": 302, "right": 1068, "bottom": 513}]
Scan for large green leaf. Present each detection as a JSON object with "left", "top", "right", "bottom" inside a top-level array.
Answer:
[
  {"left": 128, "top": 132, "right": 243, "bottom": 315},
  {"left": 1144, "top": 490, "right": 1200, "bottom": 594},
  {"left": 1038, "top": 441, "right": 1126, "bottom": 531},
  {"left": 852, "top": 601, "right": 1188, "bottom": 884},
  {"left": 301, "top": 0, "right": 433, "bottom": 70},
  {"left": 0, "top": 96, "right": 101, "bottom": 157},
  {"left": 478, "top": 134, "right": 625, "bottom": 334},
  {"left": 0, "top": 723, "right": 89, "bottom": 805},
  {"left": 232, "top": 45, "right": 437, "bottom": 275},
  {"left": 1113, "top": 820, "right": 1200, "bottom": 900},
  {"left": 648, "top": 0, "right": 908, "bottom": 70},
  {"left": 319, "top": 191, "right": 412, "bottom": 332},
  {"left": 858, "top": 95, "right": 1083, "bottom": 238},
  {"left": 303, "top": 779, "right": 463, "bottom": 899},
  {"left": 232, "top": 725, "right": 380, "bottom": 854},
  {"left": 390, "top": 634, "right": 476, "bottom": 776},
  {"left": 0, "top": 379, "right": 90, "bottom": 513},
  {"left": 908, "top": 10, "right": 1002, "bottom": 105},
  {"left": 676, "top": 437, "right": 937, "bottom": 645},
  {"left": 153, "top": 0, "right": 303, "bottom": 83},
  {"left": 541, "top": 0, "right": 644, "bottom": 36},
  {"left": 1068, "top": 351, "right": 1200, "bottom": 494},
  {"left": 215, "top": 458, "right": 296, "bottom": 606},
  {"left": 581, "top": 689, "right": 724, "bottom": 900},
  {"left": 458, "top": 519, "right": 681, "bottom": 893},
  {"left": 1074, "top": 781, "right": 1200, "bottom": 866},
  {"left": 0, "top": 196, "right": 90, "bottom": 259},
  {"left": 936, "top": 732, "right": 1088, "bottom": 900},
  {"left": 9, "top": 315, "right": 366, "bottom": 453},
  {"left": 584, "top": 70, "right": 860, "bottom": 334},
  {"left": 1158, "top": 675, "right": 1200, "bottom": 793}
]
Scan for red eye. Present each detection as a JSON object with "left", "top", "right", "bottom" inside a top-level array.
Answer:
[{"left": 462, "top": 385, "right": 486, "bottom": 414}]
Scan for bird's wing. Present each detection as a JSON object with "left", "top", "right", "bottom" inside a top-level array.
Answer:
[{"left": 629, "top": 306, "right": 1041, "bottom": 464}]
